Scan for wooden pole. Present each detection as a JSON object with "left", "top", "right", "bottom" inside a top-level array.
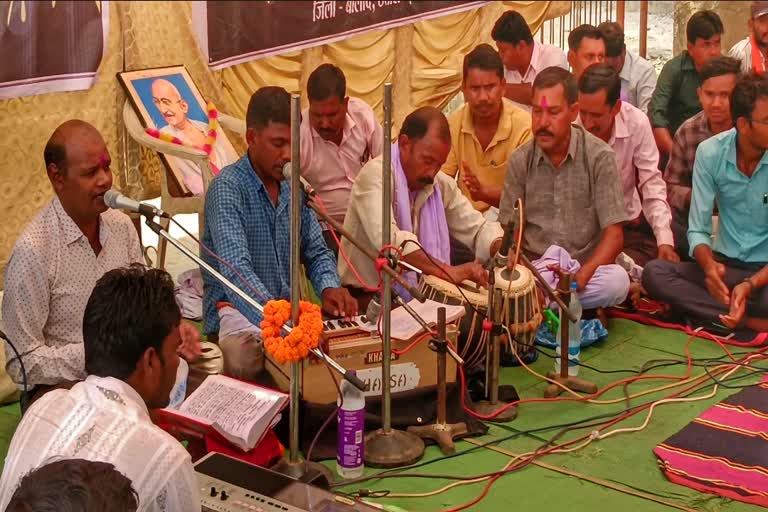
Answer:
[{"left": 639, "top": 0, "right": 649, "bottom": 58}]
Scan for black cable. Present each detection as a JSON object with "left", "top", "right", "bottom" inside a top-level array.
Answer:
[{"left": 0, "top": 329, "right": 27, "bottom": 409}]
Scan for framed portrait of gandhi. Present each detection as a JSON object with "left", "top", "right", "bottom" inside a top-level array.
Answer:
[{"left": 117, "top": 65, "right": 238, "bottom": 197}]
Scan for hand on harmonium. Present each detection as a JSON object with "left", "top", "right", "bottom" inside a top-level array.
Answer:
[
  {"left": 321, "top": 287, "right": 359, "bottom": 320},
  {"left": 445, "top": 260, "right": 489, "bottom": 289}
]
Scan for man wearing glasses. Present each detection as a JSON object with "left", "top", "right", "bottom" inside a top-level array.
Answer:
[{"left": 643, "top": 74, "right": 768, "bottom": 333}]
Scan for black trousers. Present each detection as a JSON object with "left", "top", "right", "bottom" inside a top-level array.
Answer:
[{"left": 643, "top": 254, "right": 768, "bottom": 324}]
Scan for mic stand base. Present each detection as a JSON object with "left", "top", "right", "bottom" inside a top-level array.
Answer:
[
  {"left": 544, "top": 373, "right": 598, "bottom": 398},
  {"left": 469, "top": 399, "right": 518, "bottom": 422},
  {"left": 270, "top": 457, "right": 333, "bottom": 489},
  {"left": 543, "top": 273, "right": 598, "bottom": 398},
  {"left": 364, "top": 428, "right": 425, "bottom": 468},
  {"left": 408, "top": 309, "right": 467, "bottom": 454}
]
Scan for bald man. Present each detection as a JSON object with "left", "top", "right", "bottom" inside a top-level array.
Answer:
[
  {"left": 2, "top": 120, "right": 200, "bottom": 408},
  {"left": 150, "top": 79, "right": 237, "bottom": 195}
]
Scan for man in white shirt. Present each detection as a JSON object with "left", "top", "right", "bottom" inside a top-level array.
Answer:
[
  {"left": 728, "top": 1, "right": 768, "bottom": 75},
  {"left": 300, "top": 64, "right": 383, "bottom": 253},
  {"left": 568, "top": 24, "right": 606, "bottom": 79},
  {"left": 598, "top": 21, "right": 658, "bottom": 114},
  {"left": 491, "top": 10, "right": 568, "bottom": 112},
  {"left": 0, "top": 265, "right": 200, "bottom": 512},
  {"left": 2, "top": 120, "right": 200, "bottom": 405},
  {"left": 339, "top": 107, "right": 503, "bottom": 296}
]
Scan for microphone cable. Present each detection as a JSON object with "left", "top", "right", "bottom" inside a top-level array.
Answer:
[{"left": 0, "top": 329, "right": 28, "bottom": 410}]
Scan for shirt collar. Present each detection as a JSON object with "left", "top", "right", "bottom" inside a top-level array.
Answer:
[
  {"left": 53, "top": 196, "right": 110, "bottom": 247},
  {"left": 239, "top": 153, "right": 290, "bottom": 211},
  {"left": 696, "top": 111, "right": 713, "bottom": 137},
  {"left": 535, "top": 125, "right": 581, "bottom": 164},
  {"left": 310, "top": 109, "right": 357, "bottom": 145},
  {"left": 611, "top": 103, "right": 630, "bottom": 142},
  {"left": 619, "top": 51, "right": 633, "bottom": 81},
  {"left": 84, "top": 375, "right": 150, "bottom": 418},
  {"left": 725, "top": 129, "right": 768, "bottom": 172},
  {"left": 681, "top": 51, "right": 696, "bottom": 71},
  {"left": 459, "top": 99, "right": 515, "bottom": 146}
]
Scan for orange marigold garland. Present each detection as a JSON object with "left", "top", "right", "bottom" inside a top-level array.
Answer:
[{"left": 261, "top": 300, "right": 323, "bottom": 364}]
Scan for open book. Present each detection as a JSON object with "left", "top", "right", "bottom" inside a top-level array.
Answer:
[{"left": 161, "top": 375, "right": 288, "bottom": 452}]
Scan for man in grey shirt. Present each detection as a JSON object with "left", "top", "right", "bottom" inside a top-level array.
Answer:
[
  {"left": 599, "top": 22, "right": 657, "bottom": 114},
  {"left": 498, "top": 67, "right": 630, "bottom": 309}
]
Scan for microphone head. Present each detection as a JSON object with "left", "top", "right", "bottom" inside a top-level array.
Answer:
[
  {"left": 364, "top": 295, "right": 381, "bottom": 324},
  {"left": 103, "top": 190, "right": 120, "bottom": 209}
]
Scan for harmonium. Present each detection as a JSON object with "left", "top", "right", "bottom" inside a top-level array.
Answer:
[{"left": 265, "top": 315, "right": 459, "bottom": 404}]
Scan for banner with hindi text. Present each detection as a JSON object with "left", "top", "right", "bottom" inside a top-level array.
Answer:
[{"left": 194, "top": 0, "right": 491, "bottom": 70}]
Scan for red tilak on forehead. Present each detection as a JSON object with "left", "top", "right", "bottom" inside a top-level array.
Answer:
[
  {"left": 540, "top": 96, "right": 548, "bottom": 108},
  {"left": 99, "top": 154, "right": 110, "bottom": 167}
]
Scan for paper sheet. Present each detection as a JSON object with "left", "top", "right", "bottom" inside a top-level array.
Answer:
[{"left": 358, "top": 299, "right": 466, "bottom": 340}]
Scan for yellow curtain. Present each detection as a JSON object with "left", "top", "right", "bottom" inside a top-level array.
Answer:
[
  {"left": 0, "top": 0, "right": 567, "bottom": 280},
  {"left": 218, "top": 1, "right": 569, "bottom": 129}
]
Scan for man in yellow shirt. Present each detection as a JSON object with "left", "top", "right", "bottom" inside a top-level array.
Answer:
[{"left": 441, "top": 44, "right": 532, "bottom": 262}]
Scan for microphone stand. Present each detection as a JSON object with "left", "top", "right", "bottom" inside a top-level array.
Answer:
[
  {"left": 303, "top": 194, "right": 425, "bottom": 302},
  {"left": 364, "top": 83, "right": 425, "bottom": 468},
  {"left": 271, "top": 95, "right": 333, "bottom": 485},
  {"left": 469, "top": 268, "right": 518, "bottom": 421}
]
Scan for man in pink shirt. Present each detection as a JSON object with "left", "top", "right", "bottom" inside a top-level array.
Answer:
[
  {"left": 300, "top": 64, "right": 383, "bottom": 253},
  {"left": 578, "top": 63, "right": 677, "bottom": 268}
]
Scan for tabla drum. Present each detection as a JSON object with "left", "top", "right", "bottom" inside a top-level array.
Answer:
[
  {"left": 493, "top": 265, "right": 542, "bottom": 364},
  {"left": 418, "top": 265, "right": 542, "bottom": 369},
  {"left": 419, "top": 275, "right": 489, "bottom": 369}
]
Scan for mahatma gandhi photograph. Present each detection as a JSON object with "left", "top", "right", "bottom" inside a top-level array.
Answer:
[{"left": 118, "top": 65, "right": 237, "bottom": 196}]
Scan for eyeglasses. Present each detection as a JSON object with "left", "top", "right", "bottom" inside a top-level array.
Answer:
[{"left": 152, "top": 98, "right": 182, "bottom": 107}]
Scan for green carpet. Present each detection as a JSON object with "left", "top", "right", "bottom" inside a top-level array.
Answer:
[{"left": 0, "top": 319, "right": 764, "bottom": 511}]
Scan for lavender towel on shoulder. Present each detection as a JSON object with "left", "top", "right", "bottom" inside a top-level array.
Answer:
[{"left": 390, "top": 142, "right": 450, "bottom": 296}]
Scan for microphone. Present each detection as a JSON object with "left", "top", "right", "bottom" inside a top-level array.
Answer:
[
  {"left": 282, "top": 162, "right": 316, "bottom": 198},
  {"left": 493, "top": 219, "right": 516, "bottom": 268},
  {"left": 363, "top": 295, "right": 381, "bottom": 324},
  {"left": 104, "top": 190, "right": 170, "bottom": 219}
]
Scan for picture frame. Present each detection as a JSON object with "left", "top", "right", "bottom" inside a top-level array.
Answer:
[{"left": 117, "top": 65, "right": 238, "bottom": 197}]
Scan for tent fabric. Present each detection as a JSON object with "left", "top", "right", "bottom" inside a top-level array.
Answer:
[{"left": 0, "top": 0, "right": 567, "bottom": 282}]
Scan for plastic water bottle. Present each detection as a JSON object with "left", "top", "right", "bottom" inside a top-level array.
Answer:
[
  {"left": 567, "top": 282, "right": 583, "bottom": 376},
  {"left": 555, "top": 283, "right": 582, "bottom": 377},
  {"left": 337, "top": 371, "right": 365, "bottom": 479}
]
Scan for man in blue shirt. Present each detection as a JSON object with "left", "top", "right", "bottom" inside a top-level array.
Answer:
[
  {"left": 643, "top": 75, "right": 768, "bottom": 332},
  {"left": 201, "top": 87, "right": 357, "bottom": 337}
]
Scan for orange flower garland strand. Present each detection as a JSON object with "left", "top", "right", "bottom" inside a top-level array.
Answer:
[{"left": 261, "top": 300, "right": 323, "bottom": 364}]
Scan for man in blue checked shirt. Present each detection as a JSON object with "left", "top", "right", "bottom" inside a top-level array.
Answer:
[
  {"left": 643, "top": 74, "right": 768, "bottom": 333},
  {"left": 201, "top": 87, "right": 357, "bottom": 338}
]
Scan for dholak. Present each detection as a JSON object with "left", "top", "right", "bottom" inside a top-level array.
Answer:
[{"left": 419, "top": 265, "right": 542, "bottom": 368}]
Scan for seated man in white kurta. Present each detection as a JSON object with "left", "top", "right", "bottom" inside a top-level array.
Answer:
[{"left": 339, "top": 107, "right": 504, "bottom": 296}]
